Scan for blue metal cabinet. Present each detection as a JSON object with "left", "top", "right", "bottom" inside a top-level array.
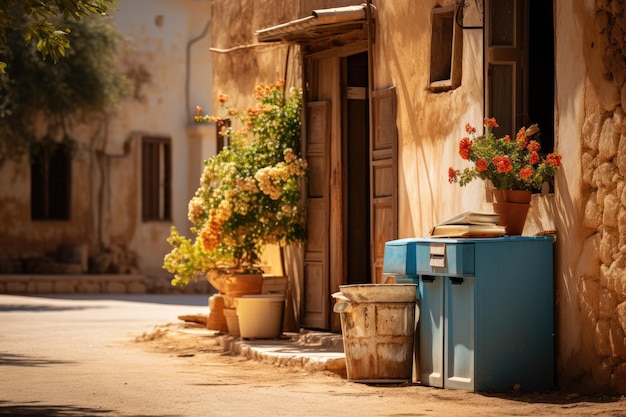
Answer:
[
  {"left": 386, "top": 236, "right": 554, "bottom": 392},
  {"left": 382, "top": 238, "right": 420, "bottom": 284}
]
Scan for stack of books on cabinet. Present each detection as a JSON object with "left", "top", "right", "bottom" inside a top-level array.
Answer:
[{"left": 430, "top": 211, "right": 506, "bottom": 238}]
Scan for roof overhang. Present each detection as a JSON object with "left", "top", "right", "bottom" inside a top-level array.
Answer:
[{"left": 256, "top": 4, "right": 370, "bottom": 46}]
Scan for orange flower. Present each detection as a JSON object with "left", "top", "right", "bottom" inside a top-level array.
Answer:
[
  {"left": 196, "top": 105, "right": 203, "bottom": 115},
  {"left": 527, "top": 140, "right": 541, "bottom": 153},
  {"left": 475, "top": 158, "right": 488, "bottom": 172},
  {"left": 449, "top": 116, "right": 561, "bottom": 191},
  {"left": 546, "top": 153, "right": 562, "bottom": 166},
  {"left": 448, "top": 167, "right": 458, "bottom": 183},
  {"left": 459, "top": 137, "right": 472, "bottom": 160},
  {"left": 520, "top": 166, "right": 533, "bottom": 179},
  {"left": 484, "top": 117, "right": 499, "bottom": 128},
  {"left": 493, "top": 155, "right": 512, "bottom": 173},
  {"left": 218, "top": 94, "right": 229, "bottom": 104},
  {"left": 517, "top": 137, "right": 528, "bottom": 151},
  {"left": 529, "top": 151, "right": 540, "bottom": 165}
]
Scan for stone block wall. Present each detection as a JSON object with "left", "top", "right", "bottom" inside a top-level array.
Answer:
[
  {"left": 576, "top": 0, "right": 626, "bottom": 394},
  {"left": 0, "top": 274, "right": 213, "bottom": 295}
]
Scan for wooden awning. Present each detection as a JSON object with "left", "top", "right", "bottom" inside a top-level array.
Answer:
[{"left": 255, "top": 5, "right": 369, "bottom": 45}]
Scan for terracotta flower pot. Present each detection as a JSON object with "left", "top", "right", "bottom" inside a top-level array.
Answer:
[
  {"left": 492, "top": 190, "right": 532, "bottom": 235},
  {"left": 493, "top": 189, "right": 532, "bottom": 204},
  {"left": 206, "top": 270, "right": 264, "bottom": 309}
]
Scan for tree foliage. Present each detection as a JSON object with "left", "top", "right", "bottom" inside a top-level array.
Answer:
[
  {"left": 0, "top": 13, "right": 130, "bottom": 164},
  {"left": 0, "top": 0, "right": 117, "bottom": 72}
]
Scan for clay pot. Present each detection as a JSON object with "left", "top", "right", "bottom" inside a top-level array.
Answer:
[
  {"left": 493, "top": 189, "right": 532, "bottom": 204},
  {"left": 492, "top": 190, "right": 532, "bottom": 235}
]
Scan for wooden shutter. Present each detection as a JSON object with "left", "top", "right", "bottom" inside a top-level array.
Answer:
[
  {"left": 302, "top": 101, "right": 331, "bottom": 329},
  {"left": 370, "top": 87, "right": 398, "bottom": 283},
  {"left": 485, "top": 0, "right": 525, "bottom": 138}
]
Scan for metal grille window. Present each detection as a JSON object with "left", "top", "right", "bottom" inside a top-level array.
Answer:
[
  {"left": 141, "top": 136, "right": 171, "bottom": 221},
  {"left": 31, "top": 143, "right": 72, "bottom": 221}
]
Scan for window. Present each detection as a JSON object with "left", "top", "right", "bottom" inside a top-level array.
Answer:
[
  {"left": 485, "top": 0, "right": 555, "bottom": 151},
  {"left": 216, "top": 118, "right": 231, "bottom": 153},
  {"left": 31, "top": 142, "right": 72, "bottom": 220},
  {"left": 141, "top": 136, "right": 171, "bottom": 221},
  {"left": 430, "top": 5, "right": 463, "bottom": 91}
]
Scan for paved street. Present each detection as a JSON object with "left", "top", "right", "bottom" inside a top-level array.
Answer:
[
  {"left": 1, "top": 293, "right": 625, "bottom": 417},
  {"left": 1, "top": 294, "right": 211, "bottom": 416}
]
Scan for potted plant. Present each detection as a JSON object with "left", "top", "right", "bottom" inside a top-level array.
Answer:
[
  {"left": 162, "top": 81, "right": 307, "bottom": 333},
  {"left": 448, "top": 117, "right": 562, "bottom": 234}
]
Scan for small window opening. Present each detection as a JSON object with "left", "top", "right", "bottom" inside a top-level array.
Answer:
[
  {"left": 430, "top": 5, "right": 463, "bottom": 91},
  {"left": 142, "top": 136, "right": 172, "bottom": 221},
  {"left": 216, "top": 118, "right": 231, "bottom": 153},
  {"left": 31, "top": 141, "right": 72, "bottom": 221}
]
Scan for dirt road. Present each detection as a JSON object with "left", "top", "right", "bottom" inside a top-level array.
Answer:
[{"left": 1, "top": 294, "right": 624, "bottom": 417}]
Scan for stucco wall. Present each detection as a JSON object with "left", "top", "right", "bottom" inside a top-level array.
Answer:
[
  {"left": 209, "top": 0, "right": 300, "bottom": 117},
  {"left": 0, "top": 141, "right": 93, "bottom": 255},
  {"left": 206, "top": 0, "right": 626, "bottom": 392},
  {"left": 0, "top": 0, "right": 215, "bottom": 281},
  {"left": 112, "top": 0, "right": 216, "bottom": 279},
  {"left": 371, "top": 0, "right": 626, "bottom": 393},
  {"left": 202, "top": 0, "right": 626, "bottom": 394},
  {"left": 372, "top": 0, "right": 486, "bottom": 240}
]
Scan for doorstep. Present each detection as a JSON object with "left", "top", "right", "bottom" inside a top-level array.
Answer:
[{"left": 178, "top": 327, "right": 347, "bottom": 376}]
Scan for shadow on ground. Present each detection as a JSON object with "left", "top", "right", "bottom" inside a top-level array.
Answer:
[
  {"left": 0, "top": 353, "right": 77, "bottom": 367},
  {"left": 481, "top": 390, "right": 624, "bottom": 406},
  {"left": 0, "top": 400, "right": 181, "bottom": 417}
]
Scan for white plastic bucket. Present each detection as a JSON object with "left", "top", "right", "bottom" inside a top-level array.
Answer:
[{"left": 235, "top": 294, "right": 285, "bottom": 339}]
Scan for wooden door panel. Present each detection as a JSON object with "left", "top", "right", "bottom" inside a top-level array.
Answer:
[
  {"left": 307, "top": 154, "right": 325, "bottom": 198},
  {"left": 302, "top": 100, "right": 330, "bottom": 329},
  {"left": 304, "top": 263, "right": 324, "bottom": 314},
  {"left": 373, "top": 90, "right": 396, "bottom": 156},
  {"left": 370, "top": 87, "right": 397, "bottom": 284},
  {"left": 307, "top": 102, "right": 328, "bottom": 154},
  {"left": 305, "top": 199, "right": 325, "bottom": 260},
  {"left": 372, "top": 197, "right": 395, "bottom": 283},
  {"left": 373, "top": 159, "right": 393, "bottom": 198}
]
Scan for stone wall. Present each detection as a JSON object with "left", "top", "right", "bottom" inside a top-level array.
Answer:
[{"left": 577, "top": 0, "right": 626, "bottom": 394}]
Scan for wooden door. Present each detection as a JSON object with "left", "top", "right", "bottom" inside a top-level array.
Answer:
[
  {"left": 370, "top": 87, "right": 398, "bottom": 283},
  {"left": 301, "top": 101, "right": 331, "bottom": 329}
]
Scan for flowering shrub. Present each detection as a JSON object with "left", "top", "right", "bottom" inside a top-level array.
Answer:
[
  {"left": 448, "top": 117, "right": 562, "bottom": 191},
  {"left": 163, "top": 81, "right": 307, "bottom": 287}
]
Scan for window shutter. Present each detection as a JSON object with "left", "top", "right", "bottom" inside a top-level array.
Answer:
[
  {"left": 370, "top": 86, "right": 398, "bottom": 283},
  {"left": 484, "top": 0, "right": 525, "bottom": 138}
]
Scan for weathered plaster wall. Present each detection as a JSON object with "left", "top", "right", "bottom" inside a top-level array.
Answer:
[
  {"left": 209, "top": 0, "right": 300, "bottom": 118},
  {"left": 373, "top": 0, "right": 486, "bottom": 238},
  {"left": 193, "top": 0, "right": 626, "bottom": 392},
  {"left": 110, "top": 0, "right": 217, "bottom": 278},
  {"left": 0, "top": 145, "right": 93, "bottom": 255},
  {"left": 0, "top": 1, "right": 215, "bottom": 280},
  {"left": 208, "top": 1, "right": 302, "bottom": 280},
  {"left": 373, "top": 0, "right": 626, "bottom": 394}
]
